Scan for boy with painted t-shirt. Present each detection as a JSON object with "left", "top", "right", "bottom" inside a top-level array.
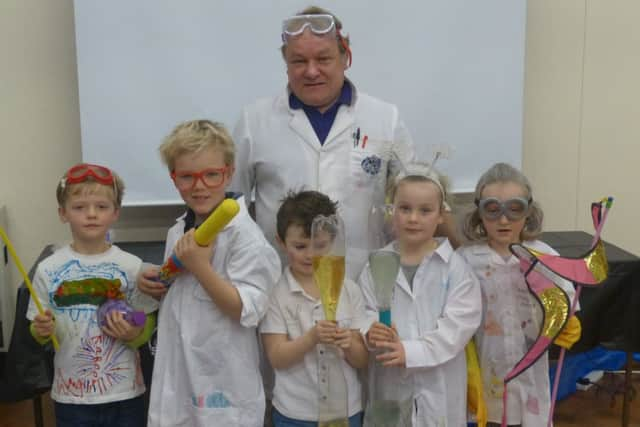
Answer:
[{"left": 28, "top": 163, "right": 157, "bottom": 427}]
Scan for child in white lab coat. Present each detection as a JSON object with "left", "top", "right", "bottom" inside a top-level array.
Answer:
[
  {"left": 137, "top": 120, "right": 281, "bottom": 427},
  {"left": 359, "top": 163, "right": 482, "bottom": 427},
  {"left": 457, "top": 162, "right": 581, "bottom": 427}
]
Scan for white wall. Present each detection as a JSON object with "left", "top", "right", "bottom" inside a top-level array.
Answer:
[
  {"left": 75, "top": 0, "right": 526, "bottom": 203},
  {"left": 0, "top": 0, "right": 81, "bottom": 290},
  {"left": 524, "top": 0, "right": 640, "bottom": 255},
  {"left": 1, "top": 0, "right": 639, "bottom": 300}
]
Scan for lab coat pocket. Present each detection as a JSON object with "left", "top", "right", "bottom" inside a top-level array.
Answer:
[
  {"left": 349, "top": 149, "right": 384, "bottom": 190},
  {"left": 344, "top": 149, "right": 386, "bottom": 253}
]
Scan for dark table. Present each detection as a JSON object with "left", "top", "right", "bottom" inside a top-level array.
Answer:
[
  {"left": 541, "top": 231, "right": 639, "bottom": 427},
  {"left": 541, "top": 231, "right": 640, "bottom": 353}
]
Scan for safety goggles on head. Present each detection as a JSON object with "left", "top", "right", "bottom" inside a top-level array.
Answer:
[
  {"left": 62, "top": 163, "right": 118, "bottom": 200},
  {"left": 476, "top": 197, "right": 531, "bottom": 221},
  {"left": 65, "top": 163, "right": 115, "bottom": 186},
  {"left": 281, "top": 13, "right": 353, "bottom": 67},
  {"left": 170, "top": 166, "right": 230, "bottom": 191},
  {"left": 282, "top": 14, "right": 336, "bottom": 39}
]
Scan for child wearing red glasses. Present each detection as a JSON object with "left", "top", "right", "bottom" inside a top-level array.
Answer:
[
  {"left": 137, "top": 120, "right": 281, "bottom": 427},
  {"left": 457, "top": 163, "right": 580, "bottom": 427},
  {"left": 27, "top": 163, "right": 158, "bottom": 427}
]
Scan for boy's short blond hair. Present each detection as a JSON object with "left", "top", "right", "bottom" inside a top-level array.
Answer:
[
  {"left": 56, "top": 165, "right": 125, "bottom": 208},
  {"left": 159, "top": 120, "right": 235, "bottom": 171}
]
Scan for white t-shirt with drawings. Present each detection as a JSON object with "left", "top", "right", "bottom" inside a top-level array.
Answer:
[{"left": 26, "top": 244, "right": 158, "bottom": 404}]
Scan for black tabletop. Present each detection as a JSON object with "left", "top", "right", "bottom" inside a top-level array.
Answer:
[{"left": 541, "top": 231, "right": 640, "bottom": 353}]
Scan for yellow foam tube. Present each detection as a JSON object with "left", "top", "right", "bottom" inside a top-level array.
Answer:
[{"left": 194, "top": 198, "right": 240, "bottom": 246}]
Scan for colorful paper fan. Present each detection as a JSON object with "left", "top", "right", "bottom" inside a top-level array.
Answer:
[{"left": 500, "top": 197, "right": 613, "bottom": 427}]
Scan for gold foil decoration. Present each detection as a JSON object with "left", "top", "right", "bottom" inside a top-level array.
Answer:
[
  {"left": 539, "top": 287, "right": 569, "bottom": 338},
  {"left": 586, "top": 240, "right": 608, "bottom": 283}
]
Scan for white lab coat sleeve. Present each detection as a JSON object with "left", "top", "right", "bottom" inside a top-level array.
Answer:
[
  {"left": 389, "top": 109, "right": 416, "bottom": 178},
  {"left": 230, "top": 107, "right": 255, "bottom": 209},
  {"left": 129, "top": 263, "right": 160, "bottom": 314},
  {"left": 227, "top": 239, "right": 281, "bottom": 329},
  {"left": 356, "top": 264, "right": 379, "bottom": 336},
  {"left": 129, "top": 288, "right": 159, "bottom": 314},
  {"left": 403, "top": 258, "right": 482, "bottom": 369}
]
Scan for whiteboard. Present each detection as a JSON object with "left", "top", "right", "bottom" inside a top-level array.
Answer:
[{"left": 75, "top": 0, "right": 526, "bottom": 206}]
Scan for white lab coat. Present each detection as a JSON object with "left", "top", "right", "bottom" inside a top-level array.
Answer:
[
  {"left": 359, "top": 239, "right": 482, "bottom": 427},
  {"left": 231, "top": 82, "right": 415, "bottom": 280},
  {"left": 147, "top": 197, "right": 281, "bottom": 427},
  {"left": 457, "top": 241, "right": 576, "bottom": 426}
]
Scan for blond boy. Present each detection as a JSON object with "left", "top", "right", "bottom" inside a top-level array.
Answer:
[
  {"left": 28, "top": 163, "right": 157, "bottom": 427},
  {"left": 138, "top": 120, "right": 281, "bottom": 427}
]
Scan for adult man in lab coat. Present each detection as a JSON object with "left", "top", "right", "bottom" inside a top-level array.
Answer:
[{"left": 231, "top": 6, "right": 416, "bottom": 280}]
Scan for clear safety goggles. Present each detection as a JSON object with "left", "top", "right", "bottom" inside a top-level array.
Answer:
[
  {"left": 282, "top": 14, "right": 336, "bottom": 39},
  {"left": 476, "top": 197, "right": 531, "bottom": 221}
]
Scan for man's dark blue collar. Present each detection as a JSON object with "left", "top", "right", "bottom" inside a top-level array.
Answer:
[{"left": 288, "top": 81, "right": 353, "bottom": 111}]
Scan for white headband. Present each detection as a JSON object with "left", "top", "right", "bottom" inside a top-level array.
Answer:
[{"left": 394, "top": 162, "right": 451, "bottom": 212}]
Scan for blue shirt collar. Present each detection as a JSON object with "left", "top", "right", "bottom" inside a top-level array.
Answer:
[{"left": 288, "top": 80, "right": 353, "bottom": 111}]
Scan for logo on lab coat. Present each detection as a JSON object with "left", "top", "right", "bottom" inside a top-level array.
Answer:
[{"left": 361, "top": 155, "right": 382, "bottom": 175}]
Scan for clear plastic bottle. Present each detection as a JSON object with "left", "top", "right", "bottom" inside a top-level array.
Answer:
[{"left": 97, "top": 299, "right": 146, "bottom": 328}]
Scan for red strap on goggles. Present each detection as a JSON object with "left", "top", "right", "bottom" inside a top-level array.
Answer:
[{"left": 65, "top": 163, "right": 115, "bottom": 185}]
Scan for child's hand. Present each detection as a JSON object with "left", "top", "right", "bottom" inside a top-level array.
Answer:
[
  {"left": 174, "top": 229, "right": 215, "bottom": 276},
  {"left": 101, "top": 311, "right": 143, "bottom": 342},
  {"left": 313, "top": 320, "right": 338, "bottom": 345},
  {"left": 32, "top": 310, "right": 55, "bottom": 338},
  {"left": 375, "top": 340, "right": 407, "bottom": 367},
  {"left": 366, "top": 322, "right": 397, "bottom": 348},
  {"left": 334, "top": 327, "right": 353, "bottom": 350},
  {"left": 137, "top": 264, "right": 166, "bottom": 299}
]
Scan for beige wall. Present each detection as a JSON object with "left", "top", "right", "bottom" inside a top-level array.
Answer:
[
  {"left": 524, "top": 0, "right": 640, "bottom": 255},
  {"left": 0, "top": 0, "right": 81, "bottom": 290}
]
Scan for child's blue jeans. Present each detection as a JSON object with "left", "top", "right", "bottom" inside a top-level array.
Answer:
[
  {"left": 54, "top": 394, "right": 145, "bottom": 427},
  {"left": 273, "top": 407, "right": 363, "bottom": 427}
]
